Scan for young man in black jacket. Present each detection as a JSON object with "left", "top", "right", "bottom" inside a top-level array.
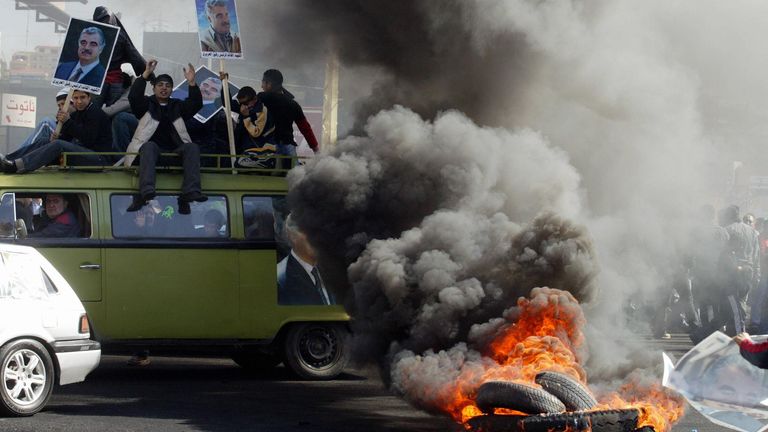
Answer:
[
  {"left": 258, "top": 69, "right": 319, "bottom": 170},
  {"left": 124, "top": 59, "right": 206, "bottom": 214},
  {"left": 0, "top": 89, "right": 112, "bottom": 173}
]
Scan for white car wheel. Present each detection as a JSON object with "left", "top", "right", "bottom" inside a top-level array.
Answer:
[{"left": 0, "top": 339, "right": 54, "bottom": 417}]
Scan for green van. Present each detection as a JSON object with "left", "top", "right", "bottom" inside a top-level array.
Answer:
[{"left": 0, "top": 167, "right": 351, "bottom": 380}]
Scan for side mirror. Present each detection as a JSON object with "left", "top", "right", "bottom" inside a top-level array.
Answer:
[{"left": 15, "top": 218, "right": 27, "bottom": 240}]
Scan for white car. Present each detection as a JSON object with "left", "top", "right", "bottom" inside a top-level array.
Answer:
[{"left": 0, "top": 243, "right": 100, "bottom": 416}]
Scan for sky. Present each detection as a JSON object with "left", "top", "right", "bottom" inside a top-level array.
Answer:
[{"left": 1, "top": 0, "right": 199, "bottom": 60}]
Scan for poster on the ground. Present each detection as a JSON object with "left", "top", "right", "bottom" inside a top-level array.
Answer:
[
  {"left": 195, "top": 0, "right": 243, "bottom": 59},
  {"left": 1, "top": 94, "right": 36, "bottom": 128},
  {"left": 171, "top": 65, "right": 239, "bottom": 123},
  {"left": 51, "top": 18, "right": 120, "bottom": 94},
  {"left": 663, "top": 331, "right": 768, "bottom": 432}
]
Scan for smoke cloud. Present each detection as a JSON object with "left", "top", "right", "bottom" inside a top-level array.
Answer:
[{"left": 272, "top": 0, "right": 761, "bottom": 422}]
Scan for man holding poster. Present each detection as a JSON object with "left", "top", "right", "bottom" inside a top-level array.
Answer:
[{"left": 198, "top": 0, "right": 242, "bottom": 58}]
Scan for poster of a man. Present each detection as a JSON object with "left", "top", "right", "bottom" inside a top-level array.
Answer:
[
  {"left": 171, "top": 66, "right": 239, "bottom": 123},
  {"left": 277, "top": 214, "right": 334, "bottom": 306},
  {"left": 52, "top": 18, "right": 120, "bottom": 94},
  {"left": 196, "top": 0, "right": 243, "bottom": 58}
]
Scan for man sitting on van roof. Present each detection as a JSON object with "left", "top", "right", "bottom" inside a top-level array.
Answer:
[
  {"left": 0, "top": 90, "right": 112, "bottom": 174},
  {"left": 123, "top": 59, "right": 206, "bottom": 215},
  {"left": 29, "top": 194, "right": 81, "bottom": 238}
]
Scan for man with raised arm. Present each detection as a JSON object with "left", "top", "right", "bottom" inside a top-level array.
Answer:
[{"left": 124, "top": 59, "right": 206, "bottom": 215}]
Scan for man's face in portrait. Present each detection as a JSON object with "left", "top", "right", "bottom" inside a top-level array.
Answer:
[
  {"left": 200, "top": 78, "right": 221, "bottom": 102},
  {"left": 207, "top": 4, "right": 231, "bottom": 34},
  {"left": 78, "top": 31, "right": 104, "bottom": 65}
]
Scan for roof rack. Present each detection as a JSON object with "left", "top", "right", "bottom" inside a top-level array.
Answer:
[{"left": 51, "top": 152, "right": 303, "bottom": 175}]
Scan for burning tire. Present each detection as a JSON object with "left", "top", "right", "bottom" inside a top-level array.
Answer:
[
  {"left": 467, "top": 408, "right": 640, "bottom": 432},
  {"left": 283, "top": 322, "right": 350, "bottom": 380},
  {"left": 475, "top": 381, "right": 566, "bottom": 414},
  {"left": 534, "top": 371, "right": 597, "bottom": 411}
]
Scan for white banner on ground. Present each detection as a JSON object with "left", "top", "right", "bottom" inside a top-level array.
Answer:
[{"left": 663, "top": 331, "right": 768, "bottom": 432}]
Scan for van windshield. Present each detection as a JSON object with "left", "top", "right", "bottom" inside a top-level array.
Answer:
[{"left": 110, "top": 194, "right": 228, "bottom": 239}]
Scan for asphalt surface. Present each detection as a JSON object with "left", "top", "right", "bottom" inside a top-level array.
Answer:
[{"left": 0, "top": 335, "right": 734, "bottom": 432}]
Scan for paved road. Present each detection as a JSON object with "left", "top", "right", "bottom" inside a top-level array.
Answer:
[{"left": 0, "top": 335, "right": 733, "bottom": 432}]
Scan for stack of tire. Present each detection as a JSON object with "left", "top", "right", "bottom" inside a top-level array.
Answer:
[{"left": 467, "top": 371, "right": 646, "bottom": 432}]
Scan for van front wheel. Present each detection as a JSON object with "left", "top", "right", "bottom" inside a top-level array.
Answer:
[
  {"left": 0, "top": 339, "right": 55, "bottom": 417},
  {"left": 283, "top": 323, "right": 350, "bottom": 380}
]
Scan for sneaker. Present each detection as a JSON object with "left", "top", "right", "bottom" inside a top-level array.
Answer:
[
  {"left": 0, "top": 155, "right": 17, "bottom": 174},
  {"left": 659, "top": 333, "right": 671, "bottom": 340},
  {"left": 181, "top": 191, "right": 208, "bottom": 203},
  {"left": 126, "top": 195, "right": 148, "bottom": 212},
  {"left": 126, "top": 192, "right": 156, "bottom": 212},
  {"left": 177, "top": 198, "right": 191, "bottom": 215},
  {"left": 126, "top": 355, "right": 150, "bottom": 367}
]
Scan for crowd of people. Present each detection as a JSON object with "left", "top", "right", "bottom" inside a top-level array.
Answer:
[
  {"left": 654, "top": 204, "right": 768, "bottom": 345},
  {"left": 1, "top": 3, "right": 319, "bottom": 218}
]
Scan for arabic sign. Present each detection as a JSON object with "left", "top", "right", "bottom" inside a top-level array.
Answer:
[
  {"left": 1, "top": 94, "right": 37, "bottom": 128},
  {"left": 196, "top": 0, "right": 243, "bottom": 59},
  {"left": 51, "top": 18, "right": 120, "bottom": 94},
  {"left": 170, "top": 65, "right": 239, "bottom": 123},
  {"left": 663, "top": 331, "right": 768, "bottom": 432}
]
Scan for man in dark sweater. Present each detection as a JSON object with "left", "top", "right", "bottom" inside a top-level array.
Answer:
[
  {"left": 258, "top": 69, "right": 319, "bottom": 169},
  {"left": 124, "top": 59, "right": 205, "bottom": 214},
  {"left": 0, "top": 90, "right": 112, "bottom": 173}
]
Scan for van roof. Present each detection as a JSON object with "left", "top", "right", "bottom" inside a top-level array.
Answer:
[{"left": 0, "top": 170, "right": 289, "bottom": 194}]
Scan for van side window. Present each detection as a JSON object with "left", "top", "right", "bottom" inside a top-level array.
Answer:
[
  {"left": 243, "top": 196, "right": 286, "bottom": 241},
  {"left": 11, "top": 193, "right": 92, "bottom": 238},
  {"left": 0, "top": 251, "right": 49, "bottom": 299},
  {"left": 110, "top": 194, "right": 229, "bottom": 239}
]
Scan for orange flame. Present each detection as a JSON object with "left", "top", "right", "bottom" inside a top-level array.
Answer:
[{"left": 439, "top": 287, "right": 684, "bottom": 431}]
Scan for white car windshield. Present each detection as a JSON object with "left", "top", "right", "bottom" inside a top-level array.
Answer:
[{"left": 0, "top": 251, "right": 48, "bottom": 300}]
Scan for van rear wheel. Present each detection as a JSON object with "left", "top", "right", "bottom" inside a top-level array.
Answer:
[
  {"left": 283, "top": 323, "right": 350, "bottom": 380},
  {"left": 0, "top": 339, "right": 54, "bottom": 417}
]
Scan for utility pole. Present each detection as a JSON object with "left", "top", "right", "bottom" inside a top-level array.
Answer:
[{"left": 321, "top": 53, "right": 339, "bottom": 150}]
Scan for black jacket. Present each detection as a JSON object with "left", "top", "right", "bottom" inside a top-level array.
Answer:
[
  {"left": 59, "top": 103, "right": 112, "bottom": 153},
  {"left": 257, "top": 91, "right": 306, "bottom": 145},
  {"left": 129, "top": 77, "right": 202, "bottom": 148}
]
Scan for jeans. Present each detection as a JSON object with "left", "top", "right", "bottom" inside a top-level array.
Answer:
[
  {"left": 138, "top": 141, "right": 201, "bottom": 197},
  {"left": 17, "top": 118, "right": 56, "bottom": 149},
  {"left": 276, "top": 143, "right": 296, "bottom": 171},
  {"left": 17, "top": 139, "right": 107, "bottom": 173},
  {"left": 112, "top": 112, "right": 139, "bottom": 155}
]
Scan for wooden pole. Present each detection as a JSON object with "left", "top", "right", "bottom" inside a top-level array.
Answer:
[
  {"left": 53, "top": 88, "right": 74, "bottom": 137},
  {"left": 219, "top": 59, "right": 237, "bottom": 174}
]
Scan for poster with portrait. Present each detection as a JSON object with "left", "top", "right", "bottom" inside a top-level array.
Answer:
[
  {"left": 51, "top": 18, "right": 120, "bottom": 94},
  {"left": 663, "top": 331, "right": 768, "bottom": 432},
  {"left": 196, "top": 0, "right": 243, "bottom": 59},
  {"left": 241, "top": 196, "right": 334, "bottom": 306},
  {"left": 171, "top": 65, "right": 240, "bottom": 123}
]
